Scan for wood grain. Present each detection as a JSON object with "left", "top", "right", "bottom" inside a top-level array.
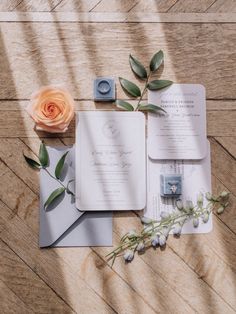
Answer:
[{"left": 0, "top": 22, "right": 235, "bottom": 99}]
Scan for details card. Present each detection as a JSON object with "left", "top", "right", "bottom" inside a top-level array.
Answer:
[
  {"left": 145, "top": 141, "right": 212, "bottom": 234},
  {"left": 76, "top": 111, "right": 146, "bottom": 211},
  {"left": 148, "top": 84, "right": 207, "bottom": 160}
]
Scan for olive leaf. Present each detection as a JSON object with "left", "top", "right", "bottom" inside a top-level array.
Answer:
[
  {"left": 39, "top": 142, "right": 49, "bottom": 167},
  {"left": 116, "top": 100, "right": 134, "bottom": 111},
  {"left": 150, "top": 50, "right": 164, "bottom": 72},
  {"left": 55, "top": 151, "right": 69, "bottom": 179},
  {"left": 66, "top": 179, "right": 75, "bottom": 195},
  {"left": 23, "top": 154, "right": 41, "bottom": 169},
  {"left": 147, "top": 80, "right": 173, "bottom": 91},
  {"left": 129, "top": 54, "right": 147, "bottom": 80},
  {"left": 44, "top": 187, "right": 66, "bottom": 210},
  {"left": 119, "top": 77, "right": 141, "bottom": 98},
  {"left": 139, "top": 104, "right": 166, "bottom": 113}
]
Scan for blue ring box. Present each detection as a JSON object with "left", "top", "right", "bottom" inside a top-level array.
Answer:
[
  {"left": 94, "top": 77, "right": 116, "bottom": 102},
  {"left": 160, "top": 174, "right": 182, "bottom": 197}
]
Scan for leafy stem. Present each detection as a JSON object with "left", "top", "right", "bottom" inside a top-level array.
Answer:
[
  {"left": 24, "top": 142, "right": 75, "bottom": 210},
  {"left": 116, "top": 50, "right": 173, "bottom": 113},
  {"left": 43, "top": 168, "right": 74, "bottom": 196}
]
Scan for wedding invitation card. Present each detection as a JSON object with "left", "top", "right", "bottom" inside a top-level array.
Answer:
[
  {"left": 145, "top": 141, "right": 212, "bottom": 234},
  {"left": 148, "top": 84, "right": 207, "bottom": 160},
  {"left": 76, "top": 112, "right": 146, "bottom": 211}
]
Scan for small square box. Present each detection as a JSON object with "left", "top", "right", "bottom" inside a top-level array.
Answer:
[
  {"left": 160, "top": 174, "right": 182, "bottom": 197},
  {"left": 94, "top": 77, "right": 116, "bottom": 102}
]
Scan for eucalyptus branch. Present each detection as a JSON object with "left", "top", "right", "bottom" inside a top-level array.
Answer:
[
  {"left": 107, "top": 191, "right": 230, "bottom": 265},
  {"left": 23, "top": 142, "right": 75, "bottom": 210},
  {"left": 116, "top": 50, "right": 173, "bottom": 113}
]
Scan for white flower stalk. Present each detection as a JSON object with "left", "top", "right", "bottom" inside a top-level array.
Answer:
[
  {"left": 202, "top": 212, "right": 209, "bottom": 223},
  {"left": 193, "top": 217, "right": 199, "bottom": 228},
  {"left": 173, "top": 223, "right": 182, "bottom": 236},
  {"left": 151, "top": 235, "right": 159, "bottom": 247},
  {"left": 136, "top": 241, "right": 145, "bottom": 252},
  {"left": 127, "top": 230, "right": 138, "bottom": 238},
  {"left": 107, "top": 191, "right": 230, "bottom": 265},
  {"left": 123, "top": 250, "right": 134, "bottom": 262},
  {"left": 217, "top": 206, "right": 225, "bottom": 214},
  {"left": 197, "top": 193, "right": 203, "bottom": 207},
  {"left": 159, "top": 234, "right": 166, "bottom": 246},
  {"left": 206, "top": 192, "right": 212, "bottom": 201},
  {"left": 176, "top": 200, "right": 183, "bottom": 210},
  {"left": 160, "top": 211, "right": 170, "bottom": 219},
  {"left": 141, "top": 216, "right": 153, "bottom": 225}
]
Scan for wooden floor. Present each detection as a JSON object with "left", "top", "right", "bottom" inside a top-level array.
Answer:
[{"left": 0, "top": 1, "right": 236, "bottom": 313}]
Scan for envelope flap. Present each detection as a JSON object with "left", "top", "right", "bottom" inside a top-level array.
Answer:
[{"left": 39, "top": 146, "right": 84, "bottom": 247}]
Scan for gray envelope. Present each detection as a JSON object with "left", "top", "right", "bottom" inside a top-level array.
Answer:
[{"left": 39, "top": 146, "right": 112, "bottom": 247}]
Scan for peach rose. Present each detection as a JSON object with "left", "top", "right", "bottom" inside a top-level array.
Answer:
[{"left": 26, "top": 85, "right": 75, "bottom": 133}]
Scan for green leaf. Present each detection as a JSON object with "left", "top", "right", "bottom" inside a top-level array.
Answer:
[
  {"left": 129, "top": 54, "right": 147, "bottom": 80},
  {"left": 150, "top": 50, "right": 164, "bottom": 72},
  {"left": 119, "top": 77, "right": 141, "bottom": 98},
  {"left": 23, "top": 154, "right": 41, "bottom": 169},
  {"left": 147, "top": 80, "right": 173, "bottom": 91},
  {"left": 55, "top": 151, "right": 69, "bottom": 179},
  {"left": 116, "top": 100, "right": 134, "bottom": 111},
  {"left": 139, "top": 104, "right": 166, "bottom": 113},
  {"left": 44, "top": 187, "right": 65, "bottom": 210},
  {"left": 39, "top": 142, "right": 49, "bottom": 167}
]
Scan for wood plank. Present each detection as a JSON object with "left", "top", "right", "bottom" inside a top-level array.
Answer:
[
  {"left": 54, "top": 0, "right": 101, "bottom": 12},
  {"left": 0, "top": 0, "right": 22, "bottom": 11},
  {"left": 0, "top": 22, "right": 235, "bottom": 100},
  {"left": 1, "top": 12, "right": 236, "bottom": 23},
  {"left": 91, "top": 0, "right": 138, "bottom": 13},
  {"left": 15, "top": 0, "right": 62, "bottom": 12},
  {"left": 0, "top": 236, "right": 73, "bottom": 313},
  {"left": 210, "top": 138, "right": 236, "bottom": 195},
  {"left": 0, "top": 280, "right": 34, "bottom": 314},
  {"left": 131, "top": 0, "right": 178, "bottom": 13},
  {"left": 207, "top": 0, "right": 236, "bottom": 13},
  {"left": 168, "top": 0, "right": 215, "bottom": 13},
  {"left": 215, "top": 137, "right": 236, "bottom": 158}
]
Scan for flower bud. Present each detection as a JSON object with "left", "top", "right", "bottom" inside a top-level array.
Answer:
[
  {"left": 160, "top": 211, "right": 170, "bottom": 219},
  {"left": 193, "top": 217, "right": 199, "bottom": 228},
  {"left": 176, "top": 200, "right": 183, "bottom": 210},
  {"left": 185, "top": 200, "right": 194, "bottom": 211},
  {"left": 162, "top": 226, "right": 171, "bottom": 237},
  {"left": 217, "top": 206, "right": 224, "bottom": 214},
  {"left": 136, "top": 241, "right": 145, "bottom": 252},
  {"left": 151, "top": 235, "right": 159, "bottom": 247},
  {"left": 220, "top": 191, "right": 230, "bottom": 200},
  {"left": 143, "top": 225, "right": 153, "bottom": 235},
  {"left": 173, "top": 223, "right": 182, "bottom": 236},
  {"left": 123, "top": 250, "right": 134, "bottom": 262},
  {"left": 197, "top": 193, "right": 203, "bottom": 207},
  {"left": 202, "top": 212, "right": 209, "bottom": 223},
  {"left": 127, "top": 230, "right": 137, "bottom": 238},
  {"left": 206, "top": 192, "right": 212, "bottom": 201},
  {"left": 159, "top": 234, "right": 166, "bottom": 246},
  {"left": 141, "top": 216, "right": 153, "bottom": 225}
]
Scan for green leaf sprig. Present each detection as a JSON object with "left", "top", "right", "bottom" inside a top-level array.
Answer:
[
  {"left": 107, "top": 191, "right": 230, "bottom": 266},
  {"left": 116, "top": 50, "right": 173, "bottom": 113},
  {"left": 23, "top": 142, "right": 74, "bottom": 210}
]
